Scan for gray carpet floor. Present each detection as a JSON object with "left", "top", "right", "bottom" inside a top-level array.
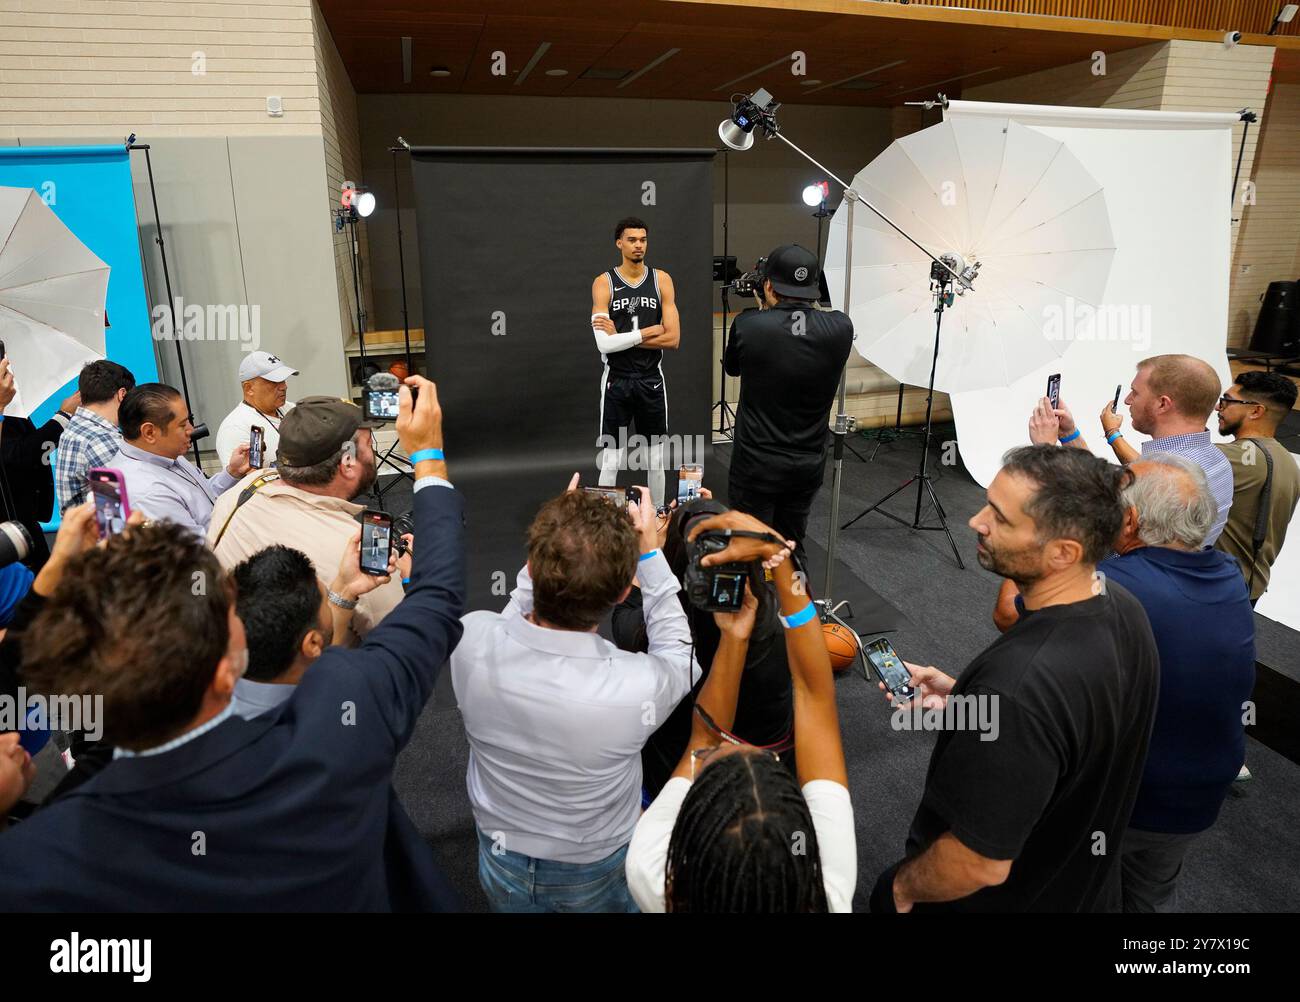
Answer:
[{"left": 389, "top": 434, "right": 1300, "bottom": 913}]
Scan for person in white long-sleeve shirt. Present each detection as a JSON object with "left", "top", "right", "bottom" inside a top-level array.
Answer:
[
  {"left": 625, "top": 508, "right": 857, "bottom": 913},
  {"left": 450, "top": 475, "right": 699, "bottom": 913}
]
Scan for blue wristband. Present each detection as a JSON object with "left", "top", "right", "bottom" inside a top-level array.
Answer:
[
  {"left": 1106, "top": 431, "right": 1123, "bottom": 445},
  {"left": 639, "top": 549, "right": 659, "bottom": 562},
  {"left": 1057, "top": 428, "right": 1081, "bottom": 444},
  {"left": 779, "top": 602, "right": 818, "bottom": 629},
  {"left": 410, "top": 448, "right": 444, "bottom": 463}
]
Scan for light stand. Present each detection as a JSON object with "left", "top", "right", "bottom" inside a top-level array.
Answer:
[
  {"left": 335, "top": 193, "right": 415, "bottom": 507},
  {"left": 718, "top": 90, "right": 970, "bottom": 660},
  {"left": 712, "top": 148, "right": 738, "bottom": 439},
  {"left": 840, "top": 259, "right": 966, "bottom": 569}
]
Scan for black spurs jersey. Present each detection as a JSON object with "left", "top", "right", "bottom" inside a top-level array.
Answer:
[{"left": 603, "top": 267, "right": 663, "bottom": 377}]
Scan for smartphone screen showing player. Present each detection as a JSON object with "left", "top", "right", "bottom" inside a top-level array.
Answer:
[
  {"left": 88, "top": 467, "right": 130, "bottom": 539},
  {"left": 1046, "top": 373, "right": 1061, "bottom": 411},
  {"left": 866, "top": 636, "right": 915, "bottom": 702},
  {"left": 249, "top": 425, "right": 265, "bottom": 469},
  {"left": 359, "top": 509, "right": 393, "bottom": 576},
  {"left": 678, "top": 463, "right": 703, "bottom": 503}
]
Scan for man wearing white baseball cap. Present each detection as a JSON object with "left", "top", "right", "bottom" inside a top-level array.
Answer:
[{"left": 215, "top": 350, "right": 299, "bottom": 467}]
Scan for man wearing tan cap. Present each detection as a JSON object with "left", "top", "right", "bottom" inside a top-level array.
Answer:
[
  {"left": 215, "top": 350, "right": 299, "bottom": 467},
  {"left": 208, "top": 396, "right": 410, "bottom": 640}
]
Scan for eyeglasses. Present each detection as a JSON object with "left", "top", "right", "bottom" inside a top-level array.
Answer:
[{"left": 1217, "top": 395, "right": 1261, "bottom": 410}]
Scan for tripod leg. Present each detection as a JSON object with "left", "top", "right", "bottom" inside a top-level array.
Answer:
[
  {"left": 841, "top": 476, "right": 917, "bottom": 529},
  {"left": 923, "top": 476, "right": 965, "bottom": 569}
]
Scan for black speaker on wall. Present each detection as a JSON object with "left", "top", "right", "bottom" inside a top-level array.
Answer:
[{"left": 1249, "top": 280, "right": 1300, "bottom": 356}]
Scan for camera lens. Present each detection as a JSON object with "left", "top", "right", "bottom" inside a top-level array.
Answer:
[{"left": 0, "top": 520, "right": 33, "bottom": 569}]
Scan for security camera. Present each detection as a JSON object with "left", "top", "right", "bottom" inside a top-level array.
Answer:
[{"left": 1224, "top": 30, "right": 1242, "bottom": 48}]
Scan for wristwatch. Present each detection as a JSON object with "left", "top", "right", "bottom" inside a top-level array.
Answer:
[{"left": 327, "top": 589, "right": 357, "bottom": 611}]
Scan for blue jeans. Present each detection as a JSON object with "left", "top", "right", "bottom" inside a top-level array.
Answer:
[{"left": 476, "top": 829, "right": 639, "bottom": 913}]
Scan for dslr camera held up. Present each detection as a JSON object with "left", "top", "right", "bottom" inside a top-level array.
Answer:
[
  {"left": 729, "top": 256, "right": 768, "bottom": 298},
  {"left": 678, "top": 498, "right": 779, "bottom": 613}
]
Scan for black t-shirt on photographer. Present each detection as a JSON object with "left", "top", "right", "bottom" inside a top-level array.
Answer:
[
  {"left": 903, "top": 583, "right": 1159, "bottom": 913},
  {"left": 724, "top": 303, "right": 854, "bottom": 492}
]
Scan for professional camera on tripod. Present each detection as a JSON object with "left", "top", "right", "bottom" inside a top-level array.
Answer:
[{"left": 677, "top": 497, "right": 786, "bottom": 613}]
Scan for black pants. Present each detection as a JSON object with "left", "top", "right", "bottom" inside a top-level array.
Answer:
[
  {"left": 728, "top": 476, "right": 821, "bottom": 556},
  {"left": 1120, "top": 827, "right": 1199, "bottom": 913}
]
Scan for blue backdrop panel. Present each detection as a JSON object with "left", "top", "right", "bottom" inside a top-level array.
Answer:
[{"left": 0, "top": 144, "right": 158, "bottom": 529}]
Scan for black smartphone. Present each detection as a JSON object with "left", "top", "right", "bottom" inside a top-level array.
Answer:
[
  {"left": 865, "top": 636, "right": 916, "bottom": 702},
  {"left": 1112, "top": 384, "right": 1122, "bottom": 413},
  {"left": 359, "top": 509, "right": 393, "bottom": 576},
  {"left": 88, "top": 467, "right": 130, "bottom": 539},
  {"left": 249, "top": 425, "right": 264, "bottom": 469},
  {"left": 0, "top": 339, "right": 6, "bottom": 360},
  {"left": 582, "top": 486, "right": 626, "bottom": 509},
  {"left": 1047, "top": 373, "right": 1061, "bottom": 410}
]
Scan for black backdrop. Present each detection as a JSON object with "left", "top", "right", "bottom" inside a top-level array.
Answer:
[
  {"left": 410, "top": 147, "right": 714, "bottom": 478},
  {"left": 408, "top": 147, "right": 715, "bottom": 610}
]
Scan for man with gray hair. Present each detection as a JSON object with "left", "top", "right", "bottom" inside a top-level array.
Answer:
[
  {"left": 1031, "top": 354, "right": 1234, "bottom": 545},
  {"left": 1091, "top": 454, "right": 1253, "bottom": 911}
]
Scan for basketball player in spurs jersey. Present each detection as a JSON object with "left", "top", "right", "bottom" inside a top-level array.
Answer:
[{"left": 590, "top": 216, "right": 680, "bottom": 506}]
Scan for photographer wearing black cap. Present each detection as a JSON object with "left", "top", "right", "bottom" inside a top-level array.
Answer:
[{"left": 724, "top": 245, "right": 854, "bottom": 557}]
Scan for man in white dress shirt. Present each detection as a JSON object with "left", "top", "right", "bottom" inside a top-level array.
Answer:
[
  {"left": 450, "top": 477, "right": 698, "bottom": 912},
  {"left": 215, "top": 350, "right": 298, "bottom": 467}
]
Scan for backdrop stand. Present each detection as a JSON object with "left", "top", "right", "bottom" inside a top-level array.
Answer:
[{"left": 127, "top": 135, "right": 201, "bottom": 469}]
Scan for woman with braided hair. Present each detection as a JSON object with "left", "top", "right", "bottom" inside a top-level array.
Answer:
[{"left": 625, "top": 508, "right": 856, "bottom": 912}]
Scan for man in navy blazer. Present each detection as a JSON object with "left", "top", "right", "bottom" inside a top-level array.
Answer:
[{"left": 0, "top": 376, "right": 464, "bottom": 911}]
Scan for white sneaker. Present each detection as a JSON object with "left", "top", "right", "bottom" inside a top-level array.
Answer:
[{"left": 1235, "top": 764, "right": 1252, "bottom": 782}]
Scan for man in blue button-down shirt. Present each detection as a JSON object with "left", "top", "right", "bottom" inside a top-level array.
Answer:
[{"left": 108, "top": 383, "right": 250, "bottom": 539}]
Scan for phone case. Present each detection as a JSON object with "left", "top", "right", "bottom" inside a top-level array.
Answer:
[{"left": 88, "top": 468, "right": 131, "bottom": 535}]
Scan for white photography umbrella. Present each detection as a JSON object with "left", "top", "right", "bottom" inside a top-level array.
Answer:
[
  {"left": 823, "top": 117, "right": 1115, "bottom": 392},
  {"left": 0, "top": 185, "right": 109, "bottom": 417}
]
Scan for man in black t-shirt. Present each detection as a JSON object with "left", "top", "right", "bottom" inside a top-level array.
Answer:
[
  {"left": 871, "top": 445, "right": 1160, "bottom": 913},
  {"left": 724, "top": 245, "right": 853, "bottom": 555}
]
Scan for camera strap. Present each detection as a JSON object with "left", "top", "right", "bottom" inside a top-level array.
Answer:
[
  {"left": 1247, "top": 442, "right": 1275, "bottom": 595},
  {"left": 211, "top": 472, "right": 280, "bottom": 549},
  {"left": 707, "top": 529, "right": 785, "bottom": 545},
  {"left": 693, "top": 703, "right": 795, "bottom": 756}
]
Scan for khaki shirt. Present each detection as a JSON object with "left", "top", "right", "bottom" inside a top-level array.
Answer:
[
  {"left": 1215, "top": 437, "right": 1300, "bottom": 600},
  {"left": 207, "top": 472, "right": 403, "bottom": 636}
]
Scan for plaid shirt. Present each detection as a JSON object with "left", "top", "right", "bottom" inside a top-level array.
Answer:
[
  {"left": 1141, "top": 431, "right": 1235, "bottom": 546},
  {"left": 55, "top": 407, "right": 122, "bottom": 514}
]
